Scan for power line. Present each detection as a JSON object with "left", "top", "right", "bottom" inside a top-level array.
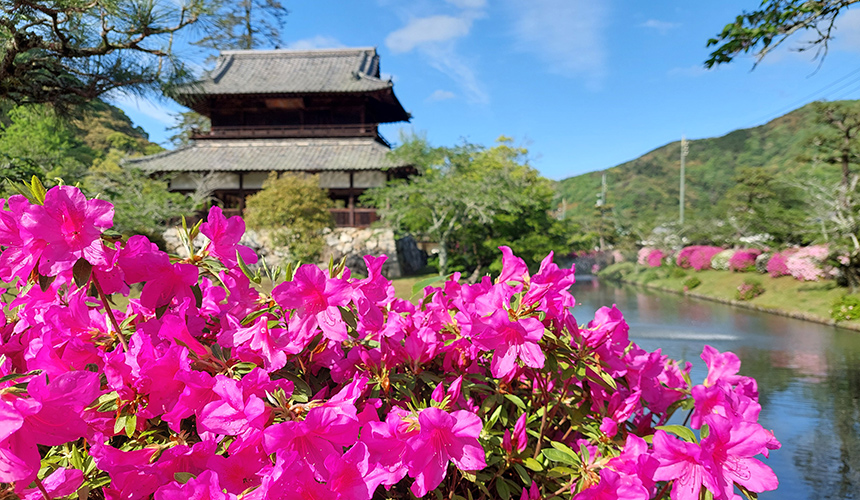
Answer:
[{"left": 742, "top": 66, "right": 860, "bottom": 128}]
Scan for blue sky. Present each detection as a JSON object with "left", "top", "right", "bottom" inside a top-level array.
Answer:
[{"left": 114, "top": 1, "right": 860, "bottom": 181}]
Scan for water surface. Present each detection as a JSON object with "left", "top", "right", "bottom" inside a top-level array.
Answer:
[{"left": 570, "top": 279, "right": 860, "bottom": 500}]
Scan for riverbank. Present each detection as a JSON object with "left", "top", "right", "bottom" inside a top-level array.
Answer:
[{"left": 597, "top": 263, "right": 860, "bottom": 332}]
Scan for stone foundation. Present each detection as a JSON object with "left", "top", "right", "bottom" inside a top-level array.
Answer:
[{"left": 164, "top": 226, "right": 404, "bottom": 278}]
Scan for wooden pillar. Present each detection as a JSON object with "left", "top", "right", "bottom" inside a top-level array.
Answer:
[
  {"left": 238, "top": 172, "right": 246, "bottom": 212},
  {"left": 348, "top": 171, "right": 355, "bottom": 227}
]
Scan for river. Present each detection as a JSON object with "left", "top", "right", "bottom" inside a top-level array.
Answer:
[{"left": 570, "top": 278, "right": 860, "bottom": 500}]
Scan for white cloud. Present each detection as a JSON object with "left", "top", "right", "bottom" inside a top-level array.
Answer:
[
  {"left": 385, "top": 16, "right": 472, "bottom": 53},
  {"left": 641, "top": 19, "right": 680, "bottom": 34},
  {"left": 285, "top": 35, "right": 345, "bottom": 50},
  {"left": 445, "top": 0, "right": 487, "bottom": 9},
  {"left": 427, "top": 89, "right": 456, "bottom": 101},
  {"left": 834, "top": 9, "right": 860, "bottom": 53},
  {"left": 506, "top": 0, "right": 609, "bottom": 89},
  {"left": 385, "top": 11, "right": 489, "bottom": 103}
]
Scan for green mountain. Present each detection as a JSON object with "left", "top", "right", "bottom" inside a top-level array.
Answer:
[{"left": 555, "top": 100, "right": 858, "bottom": 242}]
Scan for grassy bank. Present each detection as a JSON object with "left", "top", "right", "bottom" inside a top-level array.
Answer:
[{"left": 598, "top": 262, "right": 860, "bottom": 331}]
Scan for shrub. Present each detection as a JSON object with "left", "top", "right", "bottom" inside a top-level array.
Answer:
[
  {"left": 755, "top": 252, "right": 772, "bottom": 274},
  {"left": 767, "top": 251, "right": 792, "bottom": 277},
  {"left": 710, "top": 249, "right": 735, "bottom": 271},
  {"left": 637, "top": 247, "right": 651, "bottom": 265},
  {"left": 670, "top": 267, "right": 687, "bottom": 279},
  {"left": 729, "top": 249, "right": 763, "bottom": 272},
  {"left": 677, "top": 246, "right": 724, "bottom": 271},
  {"left": 640, "top": 268, "right": 660, "bottom": 283},
  {"left": 597, "top": 261, "right": 635, "bottom": 281},
  {"left": 684, "top": 276, "right": 702, "bottom": 289},
  {"left": 649, "top": 249, "right": 664, "bottom": 267},
  {"left": 786, "top": 245, "right": 829, "bottom": 281},
  {"left": 244, "top": 172, "right": 334, "bottom": 262},
  {"left": 736, "top": 278, "right": 765, "bottom": 301},
  {"left": 0, "top": 184, "right": 781, "bottom": 500},
  {"left": 831, "top": 295, "right": 860, "bottom": 321}
]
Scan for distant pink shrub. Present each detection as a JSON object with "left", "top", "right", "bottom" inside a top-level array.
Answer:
[
  {"left": 767, "top": 251, "right": 791, "bottom": 277},
  {"left": 729, "top": 249, "right": 763, "bottom": 272},
  {"left": 677, "top": 246, "right": 724, "bottom": 271},
  {"left": 637, "top": 247, "right": 651, "bottom": 265},
  {"left": 786, "top": 245, "right": 829, "bottom": 281},
  {"left": 648, "top": 249, "right": 664, "bottom": 267}
]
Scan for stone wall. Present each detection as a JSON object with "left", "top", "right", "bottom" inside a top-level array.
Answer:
[{"left": 163, "top": 226, "right": 405, "bottom": 278}]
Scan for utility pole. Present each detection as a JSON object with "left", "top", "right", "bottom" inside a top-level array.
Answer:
[
  {"left": 596, "top": 173, "right": 608, "bottom": 251},
  {"left": 679, "top": 135, "right": 688, "bottom": 225}
]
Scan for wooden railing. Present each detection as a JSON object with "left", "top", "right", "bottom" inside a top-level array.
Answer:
[
  {"left": 181, "top": 207, "right": 377, "bottom": 228},
  {"left": 330, "top": 208, "right": 378, "bottom": 228},
  {"left": 192, "top": 124, "right": 378, "bottom": 140}
]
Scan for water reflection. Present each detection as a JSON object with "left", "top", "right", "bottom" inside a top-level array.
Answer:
[{"left": 571, "top": 280, "right": 860, "bottom": 500}]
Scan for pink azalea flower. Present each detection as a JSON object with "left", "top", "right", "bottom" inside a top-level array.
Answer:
[
  {"left": 155, "top": 470, "right": 236, "bottom": 500},
  {"left": 198, "top": 374, "right": 270, "bottom": 445},
  {"left": 407, "top": 407, "right": 486, "bottom": 497},
  {"left": 19, "top": 467, "right": 84, "bottom": 500},
  {"left": 574, "top": 468, "right": 649, "bottom": 500},
  {"left": 473, "top": 310, "right": 545, "bottom": 379},
  {"left": 701, "top": 345, "right": 743, "bottom": 387},
  {"left": 200, "top": 206, "right": 258, "bottom": 268},
  {"left": 21, "top": 185, "right": 114, "bottom": 275},
  {"left": 701, "top": 415, "right": 779, "bottom": 499},
  {"left": 497, "top": 245, "right": 529, "bottom": 284},
  {"left": 272, "top": 264, "right": 352, "bottom": 342},
  {"left": 652, "top": 430, "right": 719, "bottom": 500}
]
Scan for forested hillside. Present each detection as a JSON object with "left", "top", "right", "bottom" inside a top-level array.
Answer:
[
  {"left": 0, "top": 100, "right": 191, "bottom": 243},
  {"left": 556, "top": 100, "right": 860, "bottom": 245}
]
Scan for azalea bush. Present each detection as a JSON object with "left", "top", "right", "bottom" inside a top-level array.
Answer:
[
  {"left": 728, "top": 249, "right": 762, "bottom": 273},
  {"left": 676, "top": 246, "right": 724, "bottom": 271},
  {"left": 709, "top": 249, "right": 734, "bottom": 271},
  {"left": 785, "top": 245, "right": 829, "bottom": 282},
  {"left": 736, "top": 278, "right": 765, "bottom": 301},
  {"left": 636, "top": 248, "right": 663, "bottom": 268},
  {"left": 0, "top": 183, "right": 779, "bottom": 500}
]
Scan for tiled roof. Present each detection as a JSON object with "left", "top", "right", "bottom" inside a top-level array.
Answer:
[
  {"left": 126, "top": 137, "right": 409, "bottom": 172},
  {"left": 180, "top": 47, "right": 393, "bottom": 95}
]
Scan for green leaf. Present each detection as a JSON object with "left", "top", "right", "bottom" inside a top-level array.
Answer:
[
  {"left": 504, "top": 394, "right": 526, "bottom": 411},
  {"left": 30, "top": 176, "right": 46, "bottom": 205},
  {"left": 513, "top": 463, "right": 531, "bottom": 485},
  {"left": 0, "top": 369, "right": 42, "bottom": 384},
  {"left": 72, "top": 258, "right": 93, "bottom": 288},
  {"left": 174, "top": 472, "right": 196, "bottom": 484},
  {"left": 523, "top": 457, "right": 543, "bottom": 471},
  {"left": 236, "top": 250, "right": 261, "bottom": 284},
  {"left": 550, "top": 440, "right": 578, "bottom": 459},
  {"left": 278, "top": 372, "right": 312, "bottom": 403},
  {"left": 191, "top": 284, "right": 203, "bottom": 308},
  {"left": 38, "top": 273, "right": 56, "bottom": 292},
  {"left": 495, "top": 477, "right": 511, "bottom": 500},
  {"left": 541, "top": 448, "right": 579, "bottom": 466},
  {"left": 656, "top": 425, "right": 698, "bottom": 443},
  {"left": 114, "top": 415, "right": 127, "bottom": 436},
  {"left": 411, "top": 274, "right": 451, "bottom": 298},
  {"left": 125, "top": 414, "right": 137, "bottom": 437}
]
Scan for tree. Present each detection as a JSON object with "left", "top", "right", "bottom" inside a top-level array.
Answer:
[
  {"left": 719, "top": 166, "right": 806, "bottom": 244},
  {"left": 0, "top": 0, "right": 214, "bottom": 110},
  {"left": 167, "top": 110, "right": 211, "bottom": 147},
  {"left": 193, "top": 0, "right": 289, "bottom": 52},
  {"left": 0, "top": 104, "right": 93, "bottom": 185},
  {"left": 244, "top": 172, "right": 333, "bottom": 263},
  {"left": 364, "top": 134, "right": 566, "bottom": 276},
  {"left": 809, "top": 101, "right": 860, "bottom": 191},
  {"left": 706, "top": 0, "right": 860, "bottom": 68},
  {"left": 84, "top": 159, "right": 192, "bottom": 245}
]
